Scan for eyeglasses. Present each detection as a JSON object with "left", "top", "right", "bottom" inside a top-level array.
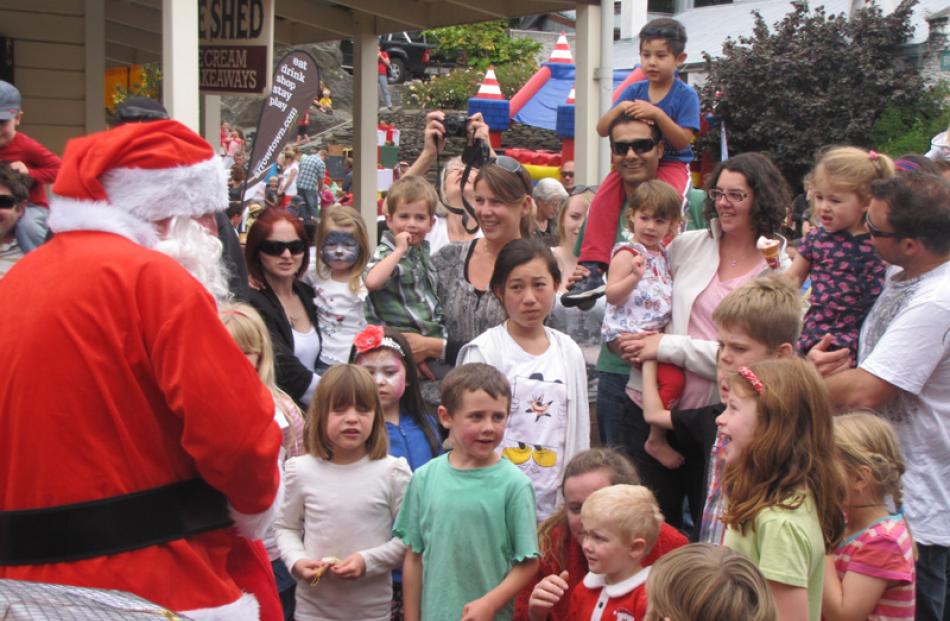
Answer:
[
  {"left": 610, "top": 138, "right": 658, "bottom": 157},
  {"left": 493, "top": 155, "right": 532, "bottom": 194},
  {"left": 502, "top": 442, "right": 557, "bottom": 468},
  {"left": 560, "top": 170, "right": 575, "bottom": 177},
  {"left": 709, "top": 189, "right": 749, "bottom": 204},
  {"left": 260, "top": 239, "right": 307, "bottom": 256},
  {"left": 0, "top": 195, "right": 18, "bottom": 209},
  {"left": 865, "top": 212, "right": 902, "bottom": 239}
]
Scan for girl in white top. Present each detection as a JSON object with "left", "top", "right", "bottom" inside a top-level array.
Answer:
[
  {"left": 275, "top": 364, "right": 411, "bottom": 621},
  {"left": 458, "top": 238, "right": 590, "bottom": 521},
  {"left": 312, "top": 205, "right": 370, "bottom": 368},
  {"left": 280, "top": 146, "right": 300, "bottom": 207}
]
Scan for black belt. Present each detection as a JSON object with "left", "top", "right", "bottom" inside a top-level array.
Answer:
[{"left": 0, "top": 478, "right": 233, "bottom": 566}]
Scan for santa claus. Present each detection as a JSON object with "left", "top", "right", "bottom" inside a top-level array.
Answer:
[{"left": 0, "top": 120, "right": 282, "bottom": 620}]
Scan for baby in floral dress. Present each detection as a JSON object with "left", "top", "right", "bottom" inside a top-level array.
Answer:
[{"left": 602, "top": 180, "right": 686, "bottom": 469}]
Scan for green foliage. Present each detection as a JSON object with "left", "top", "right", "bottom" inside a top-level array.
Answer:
[
  {"left": 872, "top": 82, "right": 950, "bottom": 156},
  {"left": 700, "top": 0, "right": 931, "bottom": 188},
  {"left": 405, "top": 61, "right": 538, "bottom": 109},
  {"left": 424, "top": 21, "right": 541, "bottom": 70}
]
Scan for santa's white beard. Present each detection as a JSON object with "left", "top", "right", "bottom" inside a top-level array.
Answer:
[{"left": 154, "top": 216, "right": 231, "bottom": 304}]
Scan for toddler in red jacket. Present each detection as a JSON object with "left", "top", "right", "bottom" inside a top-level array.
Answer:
[{"left": 530, "top": 484, "right": 662, "bottom": 621}]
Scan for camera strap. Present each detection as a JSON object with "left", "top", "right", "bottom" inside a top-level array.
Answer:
[{"left": 435, "top": 145, "right": 481, "bottom": 235}]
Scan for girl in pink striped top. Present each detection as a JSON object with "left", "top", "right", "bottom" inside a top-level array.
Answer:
[{"left": 823, "top": 412, "right": 915, "bottom": 621}]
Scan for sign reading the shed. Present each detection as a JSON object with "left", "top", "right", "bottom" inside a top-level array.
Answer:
[{"left": 199, "top": 0, "right": 274, "bottom": 95}]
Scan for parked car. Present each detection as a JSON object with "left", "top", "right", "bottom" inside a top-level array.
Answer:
[{"left": 340, "top": 32, "right": 434, "bottom": 83}]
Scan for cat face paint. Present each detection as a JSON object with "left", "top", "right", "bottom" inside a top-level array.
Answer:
[
  {"left": 355, "top": 349, "right": 406, "bottom": 412},
  {"left": 321, "top": 230, "right": 360, "bottom": 271}
]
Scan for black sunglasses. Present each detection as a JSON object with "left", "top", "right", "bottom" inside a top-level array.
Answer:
[
  {"left": 610, "top": 138, "right": 658, "bottom": 157},
  {"left": 570, "top": 184, "right": 598, "bottom": 196},
  {"left": 260, "top": 239, "right": 307, "bottom": 256},
  {"left": 492, "top": 155, "right": 532, "bottom": 194},
  {"left": 864, "top": 212, "right": 902, "bottom": 239},
  {"left": 0, "top": 195, "right": 18, "bottom": 209}
]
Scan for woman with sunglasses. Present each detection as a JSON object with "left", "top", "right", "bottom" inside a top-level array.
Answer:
[
  {"left": 403, "top": 157, "right": 533, "bottom": 372},
  {"left": 247, "top": 208, "right": 323, "bottom": 408}
]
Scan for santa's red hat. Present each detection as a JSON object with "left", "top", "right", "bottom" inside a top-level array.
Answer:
[{"left": 49, "top": 120, "right": 228, "bottom": 247}]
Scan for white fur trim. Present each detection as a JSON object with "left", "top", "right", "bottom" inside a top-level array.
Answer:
[
  {"left": 101, "top": 156, "right": 229, "bottom": 222},
  {"left": 48, "top": 198, "right": 159, "bottom": 247},
  {"left": 180, "top": 593, "right": 259, "bottom": 621}
]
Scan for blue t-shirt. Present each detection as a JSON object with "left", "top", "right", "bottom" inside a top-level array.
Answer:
[
  {"left": 387, "top": 410, "right": 443, "bottom": 472},
  {"left": 614, "top": 78, "right": 700, "bottom": 163}
]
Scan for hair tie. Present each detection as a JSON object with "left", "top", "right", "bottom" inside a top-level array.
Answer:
[
  {"left": 894, "top": 159, "right": 920, "bottom": 172},
  {"left": 737, "top": 367, "right": 764, "bottom": 394},
  {"left": 868, "top": 150, "right": 880, "bottom": 161},
  {"left": 353, "top": 324, "right": 405, "bottom": 358}
]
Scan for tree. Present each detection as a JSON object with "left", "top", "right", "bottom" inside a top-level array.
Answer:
[
  {"left": 423, "top": 21, "right": 541, "bottom": 70},
  {"left": 700, "top": 0, "right": 929, "bottom": 187}
]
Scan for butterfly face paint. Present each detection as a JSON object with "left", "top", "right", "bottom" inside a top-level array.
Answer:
[{"left": 321, "top": 230, "right": 360, "bottom": 272}]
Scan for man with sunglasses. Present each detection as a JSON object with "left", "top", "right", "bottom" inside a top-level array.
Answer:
[
  {"left": 559, "top": 160, "right": 575, "bottom": 193},
  {"left": 813, "top": 172, "right": 950, "bottom": 621},
  {"left": 0, "top": 161, "right": 28, "bottom": 280},
  {"left": 562, "top": 116, "right": 664, "bottom": 308}
]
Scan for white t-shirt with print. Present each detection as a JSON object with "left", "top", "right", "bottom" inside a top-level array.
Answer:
[
  {"left": 858, "top": 261, "right": 950, "bottom": 546},
  {"left": 312, "top": 274, "right": 367, "bottom": 366}
]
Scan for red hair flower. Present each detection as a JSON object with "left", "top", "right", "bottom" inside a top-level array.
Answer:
[{"left": 353, "top": 325, "right": 385, "bottom": 355}]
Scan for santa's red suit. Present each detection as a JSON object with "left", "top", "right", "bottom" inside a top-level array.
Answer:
[{"left": 0, "top": 121, "right": 281, "bottom": 620}]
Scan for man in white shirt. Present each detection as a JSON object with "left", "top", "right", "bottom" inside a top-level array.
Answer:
[{"left": 815, "top": 172, "right": 950, "bottom": 621}]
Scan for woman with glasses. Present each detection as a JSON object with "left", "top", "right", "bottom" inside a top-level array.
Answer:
[
  {"left": 403, "top": 157, "right": 533, "bottom": 370},
  {"left": 426, "top": 156, "right": 483, "bottom": 255},
  {"left": 247, "top": 208, "right": 323, "bottom": 408},
  {"left": 621, "top": 152, "right": 791, "bottom": 530}
]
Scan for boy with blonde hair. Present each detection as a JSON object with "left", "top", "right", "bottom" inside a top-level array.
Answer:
[
  {"left": 529, "top": 484, "right": 662, "bottom": 620},
  {"left": 642, "top": 276, "right": 801, "bottom": 543},
  {"left": 365, "top": 175, "right": 444, "bottom": 338}
]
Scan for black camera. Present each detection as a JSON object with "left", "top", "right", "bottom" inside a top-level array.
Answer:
[{"left": 442, "top": 114, "right": 469, "bottom": 138}]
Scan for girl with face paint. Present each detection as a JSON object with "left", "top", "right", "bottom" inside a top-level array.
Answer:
[
  {"left": 351, "top": 325, "right": 442, "bottom": 621},
  {"left": 312, "top": 205, "right": 371, "bottom": 368}
]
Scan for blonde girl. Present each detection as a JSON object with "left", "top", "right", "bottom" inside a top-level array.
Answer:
[
  {"left": 822, "top": 412, "right": 915, "bottom": 621},
  {"left": 312, "top": 205, "right": 370, "bottom": 367},
  {"left": 220, "top": 302, "right": 306, "bottom": 619},
  {"left": 717, "top": 357, "right": 845, "bottom": 621},
  {"left": 220, "top": 302, "right": 306, "bottom": 457},
  {"left": 786, "top": 147, "right": 893, "bottom": 360},
  {"left": 275, "top": 365, "right": 411, "bottom": 621},
  {"left": 645, "top": 543, "right": 777, "bottom": 621}
]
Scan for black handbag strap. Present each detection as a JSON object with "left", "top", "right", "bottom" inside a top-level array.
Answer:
[{"left": 0, "top": 478, "right": 232, "bottom": 566}]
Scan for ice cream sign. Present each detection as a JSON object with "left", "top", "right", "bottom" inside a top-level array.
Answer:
[{"left": 199, "top": 0, "right": 275, "bottom": 95}]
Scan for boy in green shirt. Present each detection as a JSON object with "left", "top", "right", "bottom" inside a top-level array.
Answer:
[{"left": 394, "top": 363, "right": 539, "bottom": 621}]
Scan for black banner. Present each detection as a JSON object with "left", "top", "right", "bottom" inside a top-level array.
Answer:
[{"left": 243, "top": 49, "right": 320, "bottom": 193}]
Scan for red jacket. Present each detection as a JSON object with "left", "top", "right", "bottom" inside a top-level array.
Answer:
[
  {"left": 0, "top": 232, "right": 281, "bottom": 614},
  {"left": 514, "top": 522, "right": 687, "bottom": 620},
  {"left": 0, "top": 131, "right": 61, "bottom": 207},
  {"left": 567, "top": 567, "right": 650, "bottom": 621}
]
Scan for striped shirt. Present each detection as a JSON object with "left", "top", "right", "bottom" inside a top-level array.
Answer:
[
  {"left": 297, "top": 154, "right": 325, "bottom": 193},
  {"left": 833, "top": 514, "right": 915, "bottom": 620},
  {"left": 698, "top": 435, "right": 727, "bottom": 544},
  {"left": 364, "top": 231, "right": 444, "bottom": 338}
]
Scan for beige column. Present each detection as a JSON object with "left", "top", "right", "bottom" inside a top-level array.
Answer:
[
  {"left": 574, "top": 3, "right": 603, "bottom": 186},
  {"left": 352, "top": 11, "right": 379, "bottom": 232},
  {"left": 162, "top": 0, "right": 200, "bottom": 130}
]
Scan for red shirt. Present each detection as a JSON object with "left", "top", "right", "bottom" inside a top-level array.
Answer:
[
  {"left": 378, "top": 51, "right": 390, "bottom": 75},
  {"left": 514, "top": 522, "right": 687, "bottom": 620},
  {"left": 0, "top": 131, "right": 61, "bottom": 207},
  {"left": 0, "top": 232, "right": 281, "bottom": 613},
  {"left": 567, "top": 567, "right": 650, "bottom": 621}
]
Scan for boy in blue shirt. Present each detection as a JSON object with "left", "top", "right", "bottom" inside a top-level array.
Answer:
[{"left": 564, "top": 18, "right": 700, "bottom": 307}]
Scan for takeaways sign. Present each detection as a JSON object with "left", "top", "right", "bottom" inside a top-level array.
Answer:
[{"left": 199, "top": 0, "right": 274, "bottom": 95}]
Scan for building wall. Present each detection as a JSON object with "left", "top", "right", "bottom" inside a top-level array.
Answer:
[{"left": 1, "top": 0, "right": 86, "bottom": 154}]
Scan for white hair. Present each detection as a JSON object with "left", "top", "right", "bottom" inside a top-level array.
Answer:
[
  {"left": 533, "top": 177, "right": 569, "bottom": 204},
  {"left": 153, "top": 216, "right": 231, "bottom": 305}
]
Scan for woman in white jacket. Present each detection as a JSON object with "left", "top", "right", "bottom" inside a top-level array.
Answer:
[{"left": 458, "top": 238, "right": 590, "bottom": 521}]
